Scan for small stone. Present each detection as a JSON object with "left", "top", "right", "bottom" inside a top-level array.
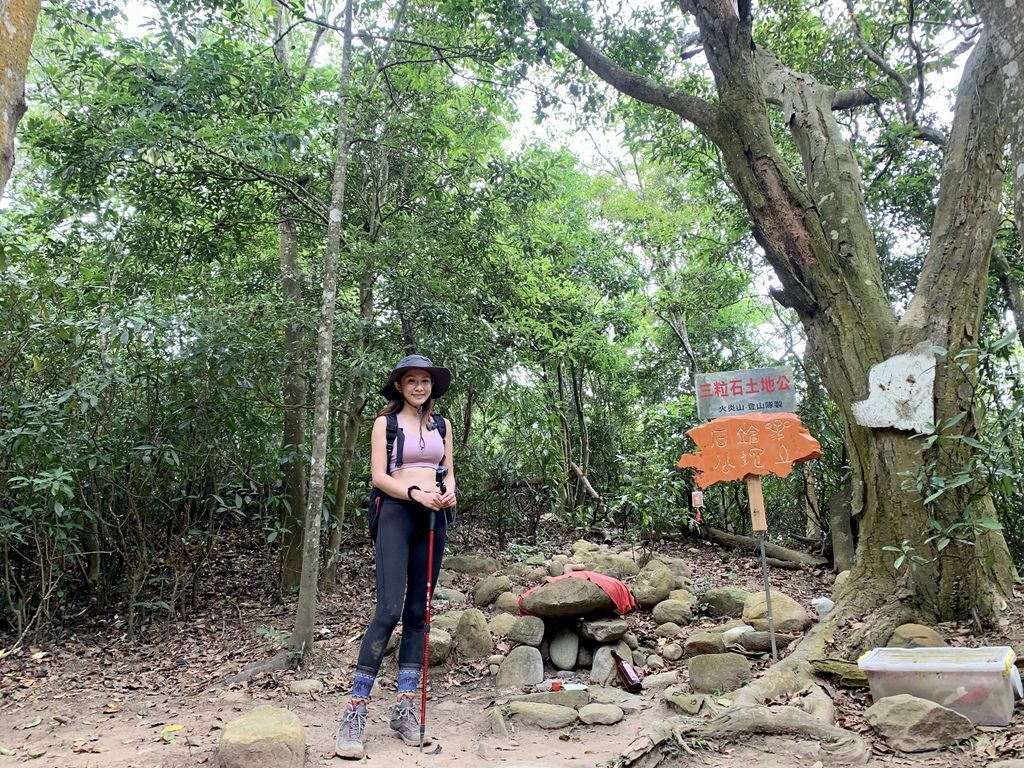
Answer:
[
  {"left": 488, "top": 613, "right": 517, "bottom": 637},
  {"left": 508, "top": 615, "right": 546, "bottom": 647},
  {"left": 631, "top": 650, "right": 646, "bottom": 666},
  {"left": 641, "top": 671, "right": 678, "bottom": 691},
  {"left": 632, "top": 560, "right": 675, "bottom": 608},
  {"left": 687, "top": 653, "right": 752, "bottom": 693},
  {"left": 622, "top": 632, "right": 639, "bottom": 650},
  {"left": 488, "top": 707, "right": 509, "bottom": 739},
  {"left": 580, "top": 619, "right": 628, "bottom": 642},
  {"left": 588, "top": 684, "right": 642, "bottom": 713},
  {"left": 503, "top": 701, "right": 578, "bottom": 729},
  {"left": 651, "top": 599, "right": 692, "bottom": 625},
  {"left": 864, "top": 694, "right": 974, "bottom": 752},
  {"left": 703, "top": 587, "right": 751, "bottom": 618},
  {"left": 668, "top": 588, "right": 697, "bottom": 606},
  {"left": 428, "top": 628, "right": 453, "bottom": 665},
  {"left": 579, "top": 703, "right": 624, "bottom": 725},
  {"left": 664, "top": 686, "right": 704, "bottom": 715},
  {"left": 888, "top": 623, "right": 947, "bottom": 648},
  {"left": 475, "top": 575, "right": 512, "bottom": 606},
  {"left": 736, "top": 631, "right": 796, "bottom": 654},
  {"left": 548, "top": 561, "right": 566, "bottom": 577},
  {"left": 437, "top": 568, "right": 456, "bottom": 586},
  {"left": 455, "top": 608, "right": 492, "bottom": 658},
  {"left": 488, "top": 654, "right": 506, "bottom": 665},
  {"left": 494, "top": 591, "right": 521, "bottom": 615},
  {"left": 587, "top": 552, "right": 640, "bottom": 580},
  {"left": 646, "top": 654, "right": 665, "bottom": 670},
  {"left": 655, "top": 622, "right": 683, "bottom": 638},
  {"left": 432, "top": 610, "right": 464, "bottom": 633},
  {"left": 549, "top": 627, "right": 579, "bottom": 671},
  {"left": 489, "top": 664, "right": 500, "bottom": 676},
  {"left": 445, "top": 553, "right": 499, "bottom": 575},
  {"left": 435, "top": 587, "right": 468, "bottom": 605},
  {"left": 509, "top": 689, "right": 589, "bottom": 709},
  {"left": 684, "top": 630, "right": 726, "bottom": 657},
  {"left": 496, "top": 646, "right": 544, "bottom": 690},
  {"left": 591, "top": 641, "right": 631, "bottom": 685},
  {"left": 289, "top": 679, "right": 323, "bottom": 695},
  {"left": 742, "top": 590, "right": 810, "bottom": 633},
  {"left": 576, "top": 645, "right": 593, "bottom": 668},
  {"left": 662, "top": 643, "right": 683, "bottom": 661}
]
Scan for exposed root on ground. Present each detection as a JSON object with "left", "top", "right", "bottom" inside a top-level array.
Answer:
[
  {"left": 617, "top": 704, "right": 869, "bottom": 768},
  {"left": 617, "top": 615, "right": 878, "bottom": 768},
  {"left": 732, "top": 613, "right": 836, "bottom": 706},
  {"left": 207, "top": 649, "right": 292, "bottom": 690}
]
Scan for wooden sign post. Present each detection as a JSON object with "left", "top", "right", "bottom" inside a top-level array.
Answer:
[{"left": 678, "top": 413, "right": 821, "bottom": 661}]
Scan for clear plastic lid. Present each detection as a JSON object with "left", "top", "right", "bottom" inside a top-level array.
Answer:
[{"left": 858, "top": 646, "right": 1017, "bottom": 676}]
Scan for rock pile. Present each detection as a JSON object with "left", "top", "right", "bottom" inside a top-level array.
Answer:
[{"left": 428, "top": 540, "right": 815, "bottom": 700}]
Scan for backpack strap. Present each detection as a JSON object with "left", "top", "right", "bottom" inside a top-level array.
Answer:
[
  {"left": 385, "top": 412, "right": 400, "bottom": 475},
  {"left": 432, "top": 414, "right": 447, "bottom": 465}
]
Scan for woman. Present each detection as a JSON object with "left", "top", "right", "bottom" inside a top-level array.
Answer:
[{"left": 336, "top": 354, "right": 456, "bottom": 759}]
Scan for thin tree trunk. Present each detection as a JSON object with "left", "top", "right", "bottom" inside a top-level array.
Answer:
[
  {"left": 290, "top": 0, "right": 354, "bottom": 657},
  {"left": 0, "top": 0, "right": 41, "bottom": 199},
  {"left": 278, "top": 213, "right": 307, "bottom": 589},
  {"left": 273, "top": 9, "right": 309, "bottom": 591},
  {"left": 290, "top": 0, "right": 408, "bottom": 655},
  {"left": 321, "top": 143, "right": 387, "bottom": 591},
  {"left": 803, "top": 464, "right": 822, "bottom": 541}
]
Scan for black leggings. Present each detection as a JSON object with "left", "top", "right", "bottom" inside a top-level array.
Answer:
[{"left": 355, "top": 495, "right": 446, "bottom": 677}]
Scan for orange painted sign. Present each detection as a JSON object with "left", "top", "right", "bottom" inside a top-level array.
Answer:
[{"left": 677, "top": 413, "right": 821, "bottom": 489}]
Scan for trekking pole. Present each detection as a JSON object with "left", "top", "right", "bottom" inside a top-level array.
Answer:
[
  {"left": 420, "top": 466, "right": 447, "bottom": 752},
  {"left": 420, "top": 505, "right": 435, "bottom": 752}
]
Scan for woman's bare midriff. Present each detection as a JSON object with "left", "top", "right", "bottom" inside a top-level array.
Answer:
[{"left": 391, "top": 466, "right": 445, "bottom": 495}]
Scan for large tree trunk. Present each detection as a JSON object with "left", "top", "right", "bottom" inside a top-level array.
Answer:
[
  {"left": 0, "top": 0, "right": 42, "bottom": 199},
  {"left": 537, "top": 0, "right": 1019, "bottom": 638}
]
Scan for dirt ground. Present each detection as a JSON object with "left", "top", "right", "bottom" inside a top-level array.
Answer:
[{"left": 1, "top": 532, "right": 1022, "bottom": 767}]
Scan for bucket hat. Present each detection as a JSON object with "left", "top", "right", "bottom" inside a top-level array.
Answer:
[{"left": 379, "top": 354, "right": 451, "bottom": 399}]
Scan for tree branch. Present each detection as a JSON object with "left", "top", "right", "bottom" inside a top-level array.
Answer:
[
  {"left": 531, "top": 0, "right": 717, "bottom": 134},
  {"left": 842, "top": 0, "right": 945, "bottom": 147}
]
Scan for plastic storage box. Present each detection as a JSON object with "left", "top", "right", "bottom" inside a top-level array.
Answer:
[{"left": 858, "top": 646, "right": 1023, "bottom": 726}]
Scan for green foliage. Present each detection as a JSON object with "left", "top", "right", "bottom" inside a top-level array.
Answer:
[{"left": 889, "top": 333, "right": 1024, "bottom": 571}]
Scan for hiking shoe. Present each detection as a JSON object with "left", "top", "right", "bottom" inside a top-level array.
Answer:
[
  {"left": 389, "top": 697, "right": 432, "bottom": 746},
  {"left": 335, "top": 701, "right": 368, "bottom": 759}
]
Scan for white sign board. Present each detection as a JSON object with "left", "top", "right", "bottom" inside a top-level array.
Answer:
[{"left": 694, "top": 366, "right": 796, "bottom": 420}]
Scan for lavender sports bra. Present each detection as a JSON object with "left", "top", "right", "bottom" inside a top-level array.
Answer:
[{"left": 388, "top": 417, "right": 445, "bottom": 473}]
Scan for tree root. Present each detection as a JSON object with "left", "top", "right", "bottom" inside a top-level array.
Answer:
[
  {"left": 732, "top": 612, "right": 837, "bottom": 706},
  {"left": 205, "top": 649, "right": 292, "bottom": 691},
  {"left": 617, "top": 704, "right": 868, "bottom": 768},
  {"left": 699, "top": 705, "right": 869, "bottom": 763},
  {"left": 617, "top": 615, "right": 876, "bottom": 768}
]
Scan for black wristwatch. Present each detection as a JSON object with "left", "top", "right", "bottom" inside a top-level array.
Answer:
[{"left": 407, "top": 485, "right": 421, "bottom": 501}]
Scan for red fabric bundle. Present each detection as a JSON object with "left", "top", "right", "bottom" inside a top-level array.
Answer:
[{"left": 517, "top": 570, "right": 636, "bottom": 615}]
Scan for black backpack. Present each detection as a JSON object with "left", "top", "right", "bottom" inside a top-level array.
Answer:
[{"left": 367, "top": 412, "right": 447, "bottom": 541}]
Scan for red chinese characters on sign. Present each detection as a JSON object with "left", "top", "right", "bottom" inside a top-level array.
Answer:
[
  {"left": 694, "top": 367, "right": 796, "bottom": 419},
  {"left": 677, "top": 413, "right": 821, "bottom": 489},
  {"left": 697, "top": 374, "right": 792, "bottom": 399}
]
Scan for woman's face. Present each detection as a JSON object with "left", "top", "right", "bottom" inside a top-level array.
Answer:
[{"left": 397, "top": 368, "right": 433, "bottom": 406}]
